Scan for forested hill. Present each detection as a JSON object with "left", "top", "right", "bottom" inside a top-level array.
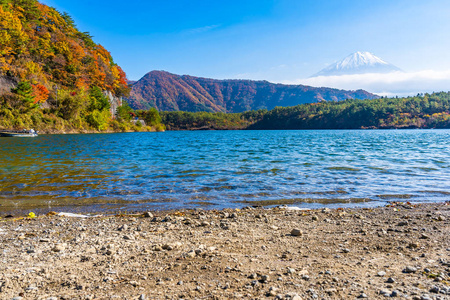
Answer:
[
  {"left": 0, "top": 0, "right": 164, "bottom": 132},
  {"left": 160, "top": 92, "right": 450, "bottom": 130},
  {"left": 127, "top": 71, "right": 378, "bottom": 113},
  {"left": 0, "top": 0, "right": 128, "bottom": 96},
  {"left": 249, "top": 92, "right": 450, "bottom": 130}
]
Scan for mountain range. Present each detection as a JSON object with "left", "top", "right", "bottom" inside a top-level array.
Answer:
[
  {"left": 312, "top": 51, "right": 402, "bottom": 77},
  {"left": 127, "top": 71, "right": 378, "bottom": 113}
]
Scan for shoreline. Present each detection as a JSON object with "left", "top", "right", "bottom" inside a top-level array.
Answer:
[
  {"left": 1, "top": 127, "right": 448, "bottom": 136},
  {"left": 1, "top": 197, "right": 448, "bottom": 218},
  {"left": 0, "top": 202, "right": 448, "bottom": 299}
]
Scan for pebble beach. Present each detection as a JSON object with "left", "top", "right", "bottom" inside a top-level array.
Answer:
[{"left": 0, "top": 202, "right": 449, "bottom": 300}]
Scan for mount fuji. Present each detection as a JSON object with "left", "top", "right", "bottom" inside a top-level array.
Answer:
[{"left": 312, "top": 51, "right": 402, "bottom": 77}]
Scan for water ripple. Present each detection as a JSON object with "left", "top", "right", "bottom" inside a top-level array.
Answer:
[{"left": 1, "top": 129, "right": 450, "bottom": 212}]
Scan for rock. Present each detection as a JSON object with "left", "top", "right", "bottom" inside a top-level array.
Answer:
[
  {"left": 403, "top": 266, "right": 418, "bottom": 273},
  {"left": 129, "top": 280, "right": 139, "bottom": 287},
  {"left": 408, "top": 242, "right": 420, "bottom": 249},
  {"left": 397, "top": 221, "right": 409, "bottom": 226},
  {"left": 26, "top": 285, "right": 38, "bottom": 291},
  {"left": 325, "top": 288, "right": 337, "bottom": 295},
  {"left": 267, "top": 287, "right": 278, "bottom": 296},
  {"left": 357, "top": 293, "right": 368, "bottom": 298},
  {"left": 143, "top": 212, "right": 153, "bottom": 218},
  {"left": 153, "top": 245, "right": 163, "bottom": 251},
  {"left": 162, "top": 244, "right": 174, "bottom": 250},
  {"left": 12, "top": 297, "right": 23, "bottom": 300},
  {"left": 118, "top": 224, "right": 128, "bottom": 231},
  {"left": 285, "top": 292, "right": 302, "bottom": 300},
  {"left": 387, "top": 277, "right": 395, "bottom": 283},
  {"left": 248, "top": 273, "right": 257, "bottom": 279},
  {"left": 290, "top": 229, "right": 303, "bottom": 236},
  {"left": 419, "top": 234, "right": 429, "bottom": 239},
  {"left": 185, "top": 250, "right": 196, "bottom": 258},
  {"left": 391, "top": 290, "right": 400, "bottom": 297},
  {"left": 260, "top": 275, "right": 270, "bottom": 283},
  {"left": 287, "top": 268, "right": 296, "bottom": 274},
  {"left": 52, "top": 243, "right": 66, "bottom": 252},
  {"left": 139, "top": 294, "right": 146, "bottom": 300},
  {"left": 312, "top": 215, "right": 319, "bottom": 221},
  {"left": 342, "top": 248, "right": 350, "bottom": 253},
  {"left": 429, "top": 286, "right": 440, "bottom": 293},
  {"left": 377, "top": 271, "right": 386, "bottom": 277}
]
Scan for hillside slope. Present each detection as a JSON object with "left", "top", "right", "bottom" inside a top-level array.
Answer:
[
  {"left": 0, "top": 0, "right": 128, "bottom": 97},
  {"left": 127, "top": 71, "right": 379, "bottom": 113},
  {"left": 0, "top": 0, "right": 159, "bottom": 132}
]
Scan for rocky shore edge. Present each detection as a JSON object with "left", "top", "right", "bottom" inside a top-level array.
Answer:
[{"left": 0, "top": 202, "right": 449, "bottom": 300}]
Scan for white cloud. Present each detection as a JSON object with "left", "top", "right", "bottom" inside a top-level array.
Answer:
[
  {"left": 286, "top": 70, "right": 450, "bottom": 97},
  {"left": 186, "top": 24, "right": 221, "bottom": 34}
]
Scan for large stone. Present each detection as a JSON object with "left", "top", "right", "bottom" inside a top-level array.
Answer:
[{"left": 291, "top": 229, "right": 303, "bottom": 236}]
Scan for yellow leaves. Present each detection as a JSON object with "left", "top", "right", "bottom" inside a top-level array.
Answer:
[
  {"left": 25, "top": 61, "right": 42, "bottom": 76},
  {"left": 54, "top": 41, "right": 70, "bottom": 55},
  {"left": 0, "top": 6, "right": 23, "bottom": 34},
  {"left": 111, "top": 65, "right": 121, "bottom": 89},
  {"left": 0, "top": 5, "right": 27, "bottom": 74}
]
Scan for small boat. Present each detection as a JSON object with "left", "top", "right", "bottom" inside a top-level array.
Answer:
[{"left": 0, "top": 129, "right": 38, "bottom": 137}]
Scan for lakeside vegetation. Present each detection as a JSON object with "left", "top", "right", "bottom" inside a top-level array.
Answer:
[
  {"left": 160, "top": 92, "right": 450, "bottom": 130},
  {"left": 160, "top": 110, "right": 267, "bottom": 130},
  {"left": 0, "top": 0, "right": 164, "bottom": 133}
]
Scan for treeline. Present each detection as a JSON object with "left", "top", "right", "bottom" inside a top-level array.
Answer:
[
  {"left": 160, "top": 110, "right": 267, "bottom": 130},
  {"left": 159, "top": 92, "right": 450, "bottom": 130},
  {"left": 249, "top": 92, "right": 450, "bottom": 130}
]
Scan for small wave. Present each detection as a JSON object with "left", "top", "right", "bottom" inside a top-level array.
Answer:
[{"left": 326, "top": 167, "right": 361, "bottom": 172}]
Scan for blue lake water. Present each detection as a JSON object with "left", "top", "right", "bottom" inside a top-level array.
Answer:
[{"left": 0, "top": 130, "right": 449, "bottom": 213}]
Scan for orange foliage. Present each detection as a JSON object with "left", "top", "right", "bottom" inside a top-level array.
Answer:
[
  {"left": 32, "top": 84, "right": 49, "bottom": 104},
  {"left": 0, "top": 1, "right": 128, "bottom": 97}
]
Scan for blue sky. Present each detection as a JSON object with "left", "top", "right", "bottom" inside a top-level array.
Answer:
[{"left": 41, "top": 0, "right": 450, "bottom": 95}]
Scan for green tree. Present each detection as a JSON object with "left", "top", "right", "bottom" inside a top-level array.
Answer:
[
  {"left": 116, "top": 100, "right": 133, "bottom": 121},
  {"left": 88, "top": 86, "right": 110, "bottom": 111},
  {"left": 144, "top": 108, "right": 161, "bottom": 126},
  {"left": 11, "top": 81, "right": 36, "bottom": 110}
]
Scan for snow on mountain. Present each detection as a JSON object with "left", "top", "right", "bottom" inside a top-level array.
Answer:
[{"left": 312, "top": 51, "right": 402, "bottom": 77}]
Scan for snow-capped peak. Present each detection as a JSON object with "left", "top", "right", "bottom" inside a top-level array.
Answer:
[
  {"left": 312, "top": 52, "right": 401, "bottom": 77},
  {"left": 337, "top": 51, "right": 388, "bottom": 69}
]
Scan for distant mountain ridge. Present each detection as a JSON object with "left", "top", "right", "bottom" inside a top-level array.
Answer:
[
  {"left": 127, "top": 71, "right": 378, "bottom": 112},
  {"left": 312, "top": 51, "right": 402, "bottom": 77}
]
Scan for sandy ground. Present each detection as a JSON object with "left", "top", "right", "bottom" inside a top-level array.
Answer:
[{"left": 0, "top": 202, "right": 449, "bottom": 300}]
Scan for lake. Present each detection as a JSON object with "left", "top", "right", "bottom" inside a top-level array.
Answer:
[{"left": 0, "top": 130, "right": 449, "bottom": 214}]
